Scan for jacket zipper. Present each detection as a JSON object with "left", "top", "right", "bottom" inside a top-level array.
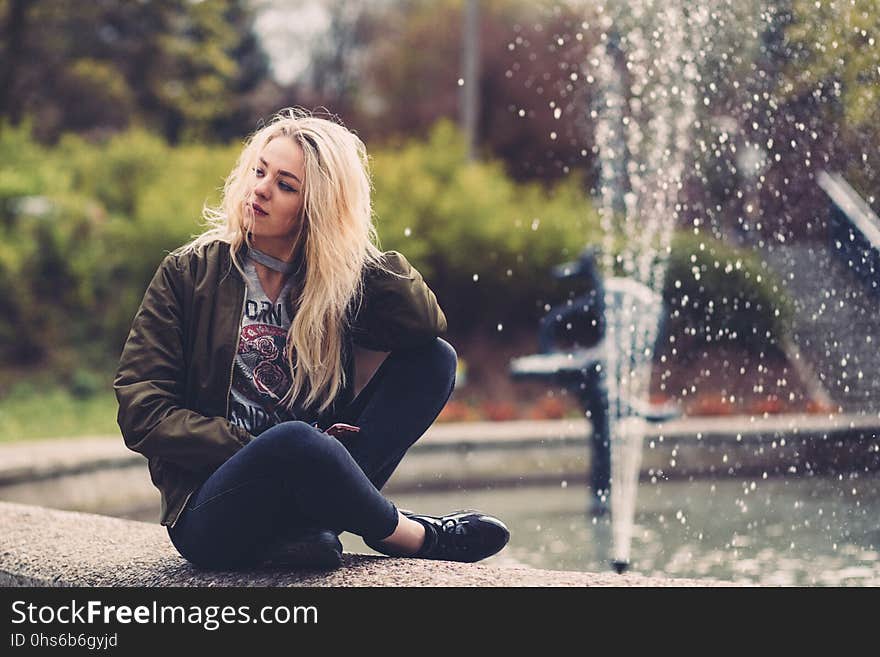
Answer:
[{"left": 225, "top": 282, "right": 248, "bottom": 419}]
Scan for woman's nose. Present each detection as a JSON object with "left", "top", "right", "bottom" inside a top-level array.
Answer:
[{"left": 254, "top": 177, "right": 271, "bottom": 198}]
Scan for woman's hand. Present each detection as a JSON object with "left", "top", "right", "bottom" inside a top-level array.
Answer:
[{"left": 324, "top": 423, "right": 361, "bottom": 439}]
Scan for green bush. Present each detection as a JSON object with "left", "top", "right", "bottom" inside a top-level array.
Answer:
[
  {"left": 0, "top": 121, "right": 54, "bottom": 213},
  {"left": 663, "top": 231, "right": 793, "bottom": 351},
  {"left": 371, "top": 120, "right": 602, "bottom": 332},
  {"left": 0, "top": 119, "right": 793, "bottom": 393},
  {"left": 0, "top": 124, "right": 238, "bottom": 378}
]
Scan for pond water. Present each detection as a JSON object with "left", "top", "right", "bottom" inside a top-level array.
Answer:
[
  {"left": 113, "top": 470, "right": 880, "bottom": 586},
  {"left": 343, "top": 474, "right": 880, "bottom": 586}
]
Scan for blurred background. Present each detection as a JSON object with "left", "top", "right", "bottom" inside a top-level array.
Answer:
[
  {"left": 0, "top": 0, "right": 876, "bottom": 434},
  {"left": 2, "top": 0, "right": 880, "bottom": 585}
]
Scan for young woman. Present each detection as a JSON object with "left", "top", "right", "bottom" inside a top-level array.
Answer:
[{"left": 114, "top": 108, "right": 510, "bottom": 570}]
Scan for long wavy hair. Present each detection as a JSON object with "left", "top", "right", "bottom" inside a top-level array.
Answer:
[{"left": 175, "top": 108, "right": 397, "bottom": 416}]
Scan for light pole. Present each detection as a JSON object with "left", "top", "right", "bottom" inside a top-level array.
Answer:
[{"left": 460, "top": 0, "right": 480, "bottom": 161}]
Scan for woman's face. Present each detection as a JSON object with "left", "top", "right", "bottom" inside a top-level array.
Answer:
[{"left": 247, "top": 135, "right": 306, "bottom": 250}]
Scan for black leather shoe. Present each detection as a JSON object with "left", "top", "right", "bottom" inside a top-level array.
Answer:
[
  {"left": 365, "top": 510, "right": 510, "bottom": 563},
  {"left": 261, "top": 528, "right": 343, "bottom": 570}
]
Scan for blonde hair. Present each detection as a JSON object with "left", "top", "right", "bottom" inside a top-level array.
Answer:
[{"left": 176, "top": 107, "right": 397, "bottom": 416}]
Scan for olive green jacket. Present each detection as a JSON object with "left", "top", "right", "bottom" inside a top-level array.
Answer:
[{"left": 114, "top": 240, "right": 447, "bottom": 528}]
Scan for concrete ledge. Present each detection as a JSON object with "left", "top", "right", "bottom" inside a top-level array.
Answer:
[
  {"left": 1, "top": 416, "right": 878, "bottom": 524},
  {"left": 2, "top": 414, "right": 879, "bottom": 487},
  {"left": 0, "top": 502, "right": 728, "bottom": 587}
]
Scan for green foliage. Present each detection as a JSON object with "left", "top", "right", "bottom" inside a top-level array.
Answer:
[
  {"left": 0, "top": 122, "right": 237, "bottom": 376},
  {"left": 0, "top": 120, "right": 53, "bottom": 206},
  {"left": 0, "top": 121, "right": 795, "bottom": 399},
  {"left": 0, "top": 0, "right": 268, "bottom": 142},
  {"left": 779, "top": 0, "right": 880, "bottom": 202},
  {"left": 664, "top": 232, "right": 793, "bottom": 352},
  {"left": 68, "top": 368, "right": 105, "bottom": 399},
  {"left": 0, "top": 383, "right": 119, "bottom": 442},
  {"left": 783, "top": 0, "right": 879, "bottom": 130},
  {"left": 370, "top": 120, "right": 602, "bottom": 332}
]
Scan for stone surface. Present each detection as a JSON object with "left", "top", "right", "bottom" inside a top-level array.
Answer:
[
  {"left": 3, "top": 414, "right": 879, "bottom": 486},
  {"left": 1, "top": 417, "right": 877, "bottom": 533},
  {"left": 0, "top": 501, "right": 731, "bottom": 587},
  {"left": 3, "top": 417, "right": 877, "bottom": 588}
]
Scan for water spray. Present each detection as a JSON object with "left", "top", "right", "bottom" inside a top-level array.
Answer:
[{"left": 588, "top": 0, "right": 703, "bottom": 574}]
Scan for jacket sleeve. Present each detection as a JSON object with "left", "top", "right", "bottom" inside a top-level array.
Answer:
[
  {"left": 350, "top": 251, "right": 447, "bottom": 351},
  {"left": 114, "top": 253, "right": 252, "bottom": 474}
]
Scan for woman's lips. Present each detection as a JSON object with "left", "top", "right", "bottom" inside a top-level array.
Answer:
[{"left": 252, "top": 202, "right": 268, "bottom": 216}]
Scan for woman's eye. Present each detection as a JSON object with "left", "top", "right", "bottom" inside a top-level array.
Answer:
[{"left": 255, "top": 166, "right": 296, "bottom": 192}]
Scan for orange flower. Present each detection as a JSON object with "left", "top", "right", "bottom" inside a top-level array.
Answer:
[{"left": 527, "top": 396, "right": 568, "bottom": 420}]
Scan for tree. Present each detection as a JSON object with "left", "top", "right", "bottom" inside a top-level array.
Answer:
[
  {"left": 777, "top": 0, "right": 879, "bottom": 203},
  {"left": 350, "top": 0, "right": 603, "bottom": 184},
  {"left": 0, "top": 0, "right": 270, "bottom": 142}
]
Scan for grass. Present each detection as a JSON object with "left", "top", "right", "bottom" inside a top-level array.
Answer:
[{"left": 0, "top": 384, "right": 120, "bottom": 443}]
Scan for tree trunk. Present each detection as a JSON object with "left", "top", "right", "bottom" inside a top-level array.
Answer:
[{"left": 0, "top": 0, "right": 33, "bottom": 127}]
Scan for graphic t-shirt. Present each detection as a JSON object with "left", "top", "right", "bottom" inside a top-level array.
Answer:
[{"left": 228, "top": 258, "right": 300, "bottom": 435}]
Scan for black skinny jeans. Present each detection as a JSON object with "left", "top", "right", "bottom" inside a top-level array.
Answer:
[{"left": 167, "top": 337, "right": 457, "bottom": 570}]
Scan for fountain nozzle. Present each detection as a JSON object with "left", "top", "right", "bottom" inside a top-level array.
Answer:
[{"left": 611, "top": 560, "right": 629, "bottom": 574}]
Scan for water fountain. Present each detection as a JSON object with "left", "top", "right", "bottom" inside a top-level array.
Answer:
[
  {"left": 506, "top": 0, "right": 880, "bottom": 579},
  {"left": 585, "top": 1, "right": 704, "bottom": 571}
]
